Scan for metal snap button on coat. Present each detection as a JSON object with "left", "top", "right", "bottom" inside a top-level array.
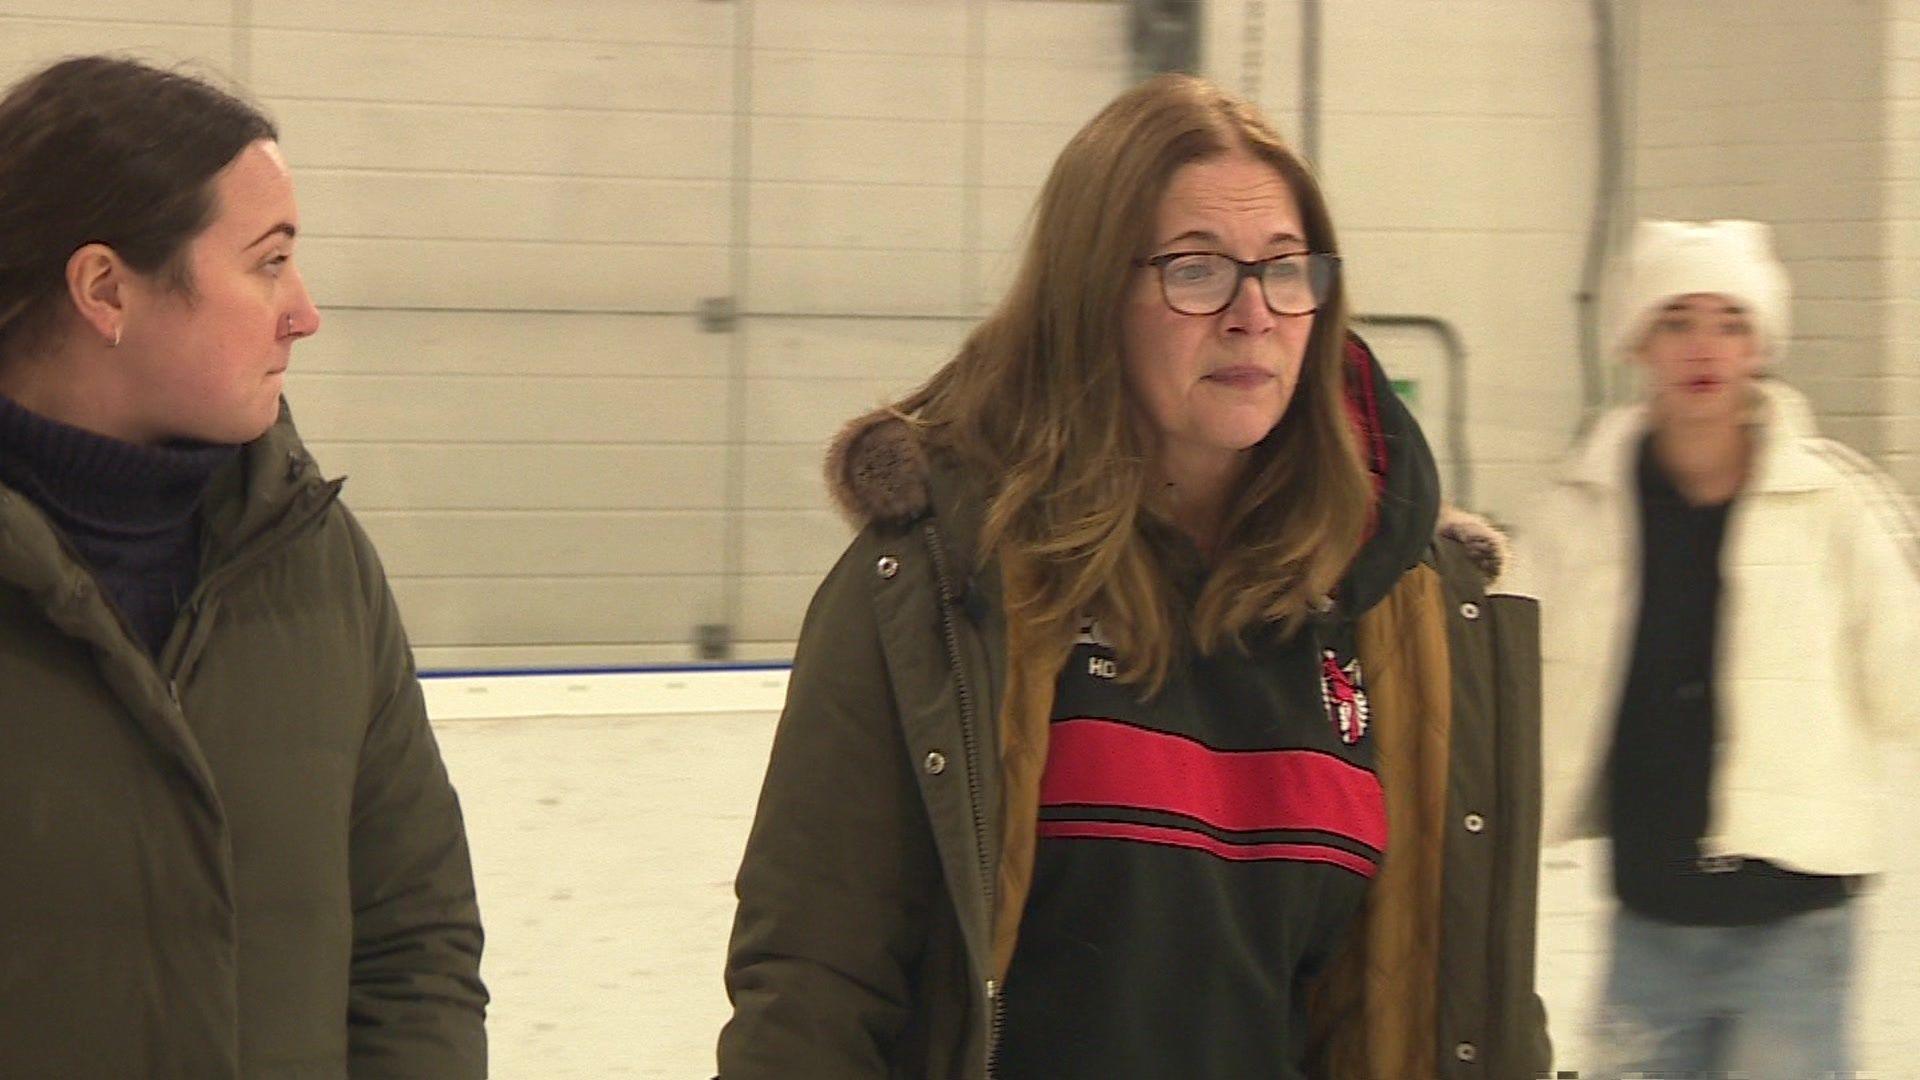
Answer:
[
  {"left": 1454, "top": 1041, "right": 1477, "bottom": 1063},
  {"left": 1464, "top": 812, "right": 1486, "bottom": 834},
  {"left": 1459, "top": 601, "right": 1481, "bottom": 620},
  {"left": 923, "top": 751, "right": 947, "bottom": 775},
  {"left": 876, "top": 556, "right": 900, "bottom": 579}
]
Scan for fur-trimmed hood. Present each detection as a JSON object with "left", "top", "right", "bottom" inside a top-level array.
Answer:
[
  {"left": 1438, "top": 503, "right": 1510, "bottom": 583},
  {"left": 824, "top": 408, "right": 1511, "bottom": 589},
  {"left": 824, "top": 406, "right": 932, "bottom": 531},
  {"left": 824, "top": 333, "right": 1508, "bottom": 589}
]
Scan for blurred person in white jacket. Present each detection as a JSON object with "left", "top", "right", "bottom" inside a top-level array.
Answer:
[{"left": 1519, "top": 219, "right": 1920, "bottom": 1079}]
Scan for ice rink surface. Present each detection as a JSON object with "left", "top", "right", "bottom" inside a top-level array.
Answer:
[{"left": 434, "top": 710, "right": 1920, "bottom": 1079}]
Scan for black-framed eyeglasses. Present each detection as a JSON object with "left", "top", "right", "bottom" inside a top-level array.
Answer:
[{"left": 1133, "top": 250, "right": 1341, "bottom": 316}]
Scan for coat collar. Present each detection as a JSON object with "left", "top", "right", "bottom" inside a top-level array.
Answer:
[
  {"left": 0, "top": 400, "right": 332, "bottom": 596},
  {"left": 1562, "top": 377, "right": 1832, "bottom": 495},
  {"left": 198, "top": 399, "right": 336, "bottom": 558},
  {"left": 824, "top": 411, "right": 1510, "bottom": 589}
]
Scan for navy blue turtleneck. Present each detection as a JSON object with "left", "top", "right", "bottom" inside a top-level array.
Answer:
[{"left": 0, "top": 393, "right": 237, "bottom": 656}]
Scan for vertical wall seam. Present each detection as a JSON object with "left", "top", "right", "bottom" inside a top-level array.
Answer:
[
  {"left": 964, "top": 0, "right": 988, "bottom": 317},
  {"left": 231, "top": 0, "right": 252, "bottom": 88},
  {"left": 720, "top": 0, "right": 757, "bottom": 651}
]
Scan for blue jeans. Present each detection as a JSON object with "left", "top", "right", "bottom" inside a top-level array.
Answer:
[{"left": 1588, "top": 903, "right": 1856, "bottom": 1079}]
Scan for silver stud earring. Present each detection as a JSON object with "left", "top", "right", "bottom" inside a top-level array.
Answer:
[{"left": 110, "top": 327, "right": 121, "bottom": 348}]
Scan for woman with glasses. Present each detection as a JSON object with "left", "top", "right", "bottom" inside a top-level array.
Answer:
[{"left": 719, "top": 73, "right": 1548, "bottom": 1079}]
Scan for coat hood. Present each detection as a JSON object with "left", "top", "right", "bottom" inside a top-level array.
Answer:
[
  {"left": 1561, "top": 376, "right": 1837, "bottom": 497},
  {"left": 825, "top": 334, "right": 1508, "bottom": 599}
]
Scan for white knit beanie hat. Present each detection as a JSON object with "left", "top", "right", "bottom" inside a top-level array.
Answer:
[{"left": 1604, "top": 219, "right": 1792, "bottom": 361}]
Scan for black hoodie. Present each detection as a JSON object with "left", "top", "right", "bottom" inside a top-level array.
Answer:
[{"left": 993, "top": 336, "right": 1441, "bottom": 1080}]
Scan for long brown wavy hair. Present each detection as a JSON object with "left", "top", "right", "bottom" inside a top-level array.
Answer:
[{"left": 897, "top": 73, "right": 1372, "bottom": 694}]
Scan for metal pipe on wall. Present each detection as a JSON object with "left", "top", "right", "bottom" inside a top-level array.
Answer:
[
  {"left": 1299, "top": 0, "right": 1320, "bottom": 165},
  {"left": 1292, "top": 1, "right": 1474, "bottom": 505},
  {"left": 1577, "top": 0, "right": 1625, "bottom": 430}
]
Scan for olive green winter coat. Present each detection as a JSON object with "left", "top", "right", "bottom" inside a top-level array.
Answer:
[
  {"left": 720, "top": 396, "right": 1548, "bottom": 1078},
  {"left": 0, "top": 407, "right": 486, "bottom": 1079}
]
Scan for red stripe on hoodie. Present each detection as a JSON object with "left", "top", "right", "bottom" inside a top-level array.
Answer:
[
  {"left": 1035, "top": 821, "right": 1379, "bottom": 877},
  {"left": 1038, "top": 717, "right": 1388, "bottom": 851}
]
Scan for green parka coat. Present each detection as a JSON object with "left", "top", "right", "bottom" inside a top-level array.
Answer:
[
  {"left": 721, "top": 344, "right": 1548, "bottom": 1079},
  {"left": 0, "top": 407, "right": 486, "bottom": 1078}
]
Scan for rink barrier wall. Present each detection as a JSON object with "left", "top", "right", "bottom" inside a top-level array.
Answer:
[{"left": 419, "top": 663, "right": 793, "bottom": 720}]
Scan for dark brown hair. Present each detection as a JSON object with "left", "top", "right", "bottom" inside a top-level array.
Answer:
[
  {"left": 0, "top": 55, "right": 277, "bottom": 360},
  {"left": 898, "top": 73, "right": 1371, "bottom": 693}
]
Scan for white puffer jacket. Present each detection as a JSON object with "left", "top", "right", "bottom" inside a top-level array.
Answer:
[{"left": 1519, "top": 379, "right": 1920, "bottom": 875}]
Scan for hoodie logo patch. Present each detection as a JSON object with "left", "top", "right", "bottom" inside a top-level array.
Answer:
[
  {"left": 1320, "top": 649, "right": 1369, "bottom": 745},
  {"left": 1074, "top": 616, "right": 1113, "bottom": 649},
  {"left": 1076, "top": 617, "right": 1119, "bottom": 680}
]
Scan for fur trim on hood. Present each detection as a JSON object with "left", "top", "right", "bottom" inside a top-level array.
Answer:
[
  {"left": 825, "top": 407, "right": 928, "bottom": 529},
  {"left": 824, "top": 407, "right": 1511, "bottom": 585},
  {"left": 1437, "top": 504, "right": 1508, "bottom": 583}
]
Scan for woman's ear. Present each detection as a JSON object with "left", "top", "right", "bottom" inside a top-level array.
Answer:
[{"left": 64, "top": 242, "right": 128, "bottom": 346}]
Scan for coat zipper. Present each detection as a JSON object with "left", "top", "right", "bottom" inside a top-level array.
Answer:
[
  {"left": 165, "top": 481, "right": 340, "bottom": 686},
  {"left": 986, "top": 977, "right": 1005, "bottom": 1078},
  {"left": 920, "top": 522, "right": 1002, "bottom": 1076}
]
